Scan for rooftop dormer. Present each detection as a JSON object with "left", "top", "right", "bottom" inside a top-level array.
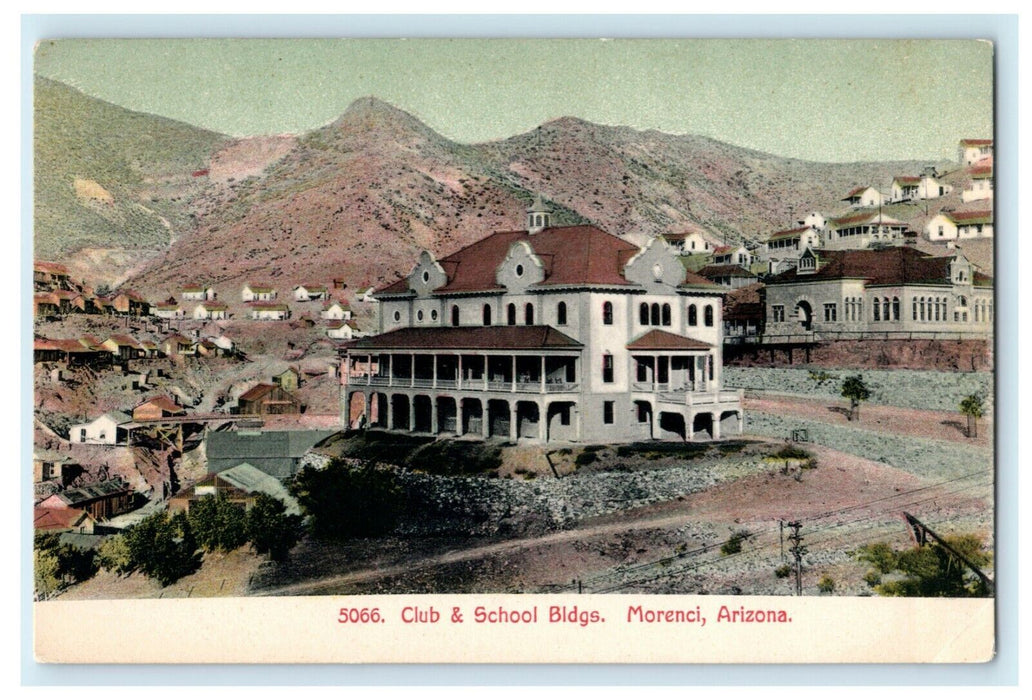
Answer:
[{"left": 527, "top": 194, "right": 553, "bottom": 234}]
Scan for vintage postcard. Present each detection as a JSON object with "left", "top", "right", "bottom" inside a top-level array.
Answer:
[{"left": 31, "top": 37, "right": 996, "bottom": 664}]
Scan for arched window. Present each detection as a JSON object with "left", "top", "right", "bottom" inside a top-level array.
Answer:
[
  {"left": 912, "top": 297, "right": 918, "bottom": 321},
  {"left": 507, "top": 303, "right": 516, "bottom": 326},
  {"left": 417, "top": 310, "right": 424, "bottom": 322},
  {"left": 688, "top": 304, "right": 698, "bottom": 327},
  {"left": 882, "top": 298, "right": 890, "bottom": 322},
  {"left": 639, "top": 303, "right": 649, "bottom": 326},
  {"left": 603, "top": 301, "right": 613, "bottom": 326},
  {"left": 704, "top": 304, "right": 714, "bottom": 327},
  {"left": 602, "top": 354, "right": 614, "bottom": 383},
  {"left": 650, "top": 303, "right": 660, "bottom": 326},
  {"left": 661, "top": 303, "right": 671, "bottom": 326},
  {"left": 892, "top": 297, "right": 900, "bottom": 321},
  {"left": 483, "top": 304, "right": 492, "bottom": 326},
  {"left": 525, "top": 303, "right": 534, "bottom": 326},
  {"left": 451, "top": 305, "right": 459, "bottom": 327},
  {"left": 934, "top": 297, "right": 941, "bottom": 322},
  {"left": 873, "top": 300, "right": 880, "bottom": 321},
  {"left": 557, "top": 301, "right": 567, "bottom": 325},
  {"left": 919, "top": 297, "right": 925, "bottom": 322},
  {"left": 974, "top": 303, "right": 980, "bottom": 323}
]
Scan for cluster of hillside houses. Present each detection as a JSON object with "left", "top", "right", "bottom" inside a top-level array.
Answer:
[{"left": 34, "top": 263, "right": 367, "bottom": 341}]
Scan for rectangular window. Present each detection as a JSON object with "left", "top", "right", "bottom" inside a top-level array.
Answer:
[
  {"left": 823, "top": 303, "right": 837, "bottom": 322},
  {"left": 603, "top": 401, "right": 614, "bottom": 424},
  {"left": 772, "top": 305, "right": 785, "bottom": 323},
  {"left": 637, "top": 403, "right": 649, "bottom": 423},
  {"left": 602, "top": 355, "right": 614, "bottom": 383}
]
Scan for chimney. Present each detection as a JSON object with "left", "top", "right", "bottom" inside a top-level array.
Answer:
[{"left": 526, "top": 194, "right": 553, "bottom": 234}]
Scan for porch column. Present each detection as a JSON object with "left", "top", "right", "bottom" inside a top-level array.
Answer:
[
  {"left": 686, "top": 410, "right": 694, "bottom": 441},
  {"left": 538, "top": 399, "right": 546, "bottom": 442},
  {"left": 652, "top": 353, "right": 659, "bottom": 391},
  {"left": 574, "top": 405, "right": 582, "bottom": 441},
  {"left": 540, "top": 356, "right": 546, "bottom": 393},
  {"left": 482, "top": 403, "right": 490, "bottom": 438},
  {"left": 363, "top": 391, "right": 371, "bottom": 426},
  {"left": 341, "top": 353, "right": 350, "bottom": 386},
  {"left": 386, "top": 354, "right": 393, "bottom": 387},
  {"left": 366, "top": 355, "right": 372, "bottom": 385},
  {"left": 432, "top": 354, "right": 438, "bottom": 389},
  {"left": 457, "top": 400, "right": 464, "bottom": 436},
  {"left": 386, "top": 394, "right": 394, "bottom": 429},
  {"left": 410, "top": 354, "right": 415, "bottom": 388},
  {"left": 511, "top": 355, "right": 517, "bottom": 392},
  {"left": 408, "top": 399, "right": 416, "bottom": 432},
  {"left": 431, "top": 399, "right": 439, "bottom": 435},
  {"left": 650, "top": 401, "right": 658, "bottom": 440},
  {"left": 457, "top": 355, "right": 463, "bottom": 390},
  {"left": 509, "top": 401, "right": 517, "bottom": 442},
  {"left": 712, "top": 412, "right": 721, "bottom": 440},
  {"left": 482, "top": 355, "right": 489, "bottom": 391}
]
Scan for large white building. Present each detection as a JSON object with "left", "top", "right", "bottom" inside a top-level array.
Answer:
[{"left": 340, "top": 197, "right": 743, "bottom": 443}]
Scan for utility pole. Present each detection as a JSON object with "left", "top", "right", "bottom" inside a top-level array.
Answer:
[{"left": 787, "top": 520, "right": 806, "bottom": 596}]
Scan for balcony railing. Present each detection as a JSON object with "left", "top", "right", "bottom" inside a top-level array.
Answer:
[
  {"left": 354, "top": 377, "right": 579, "bottom": 394},
  {"left": 545, "top": 382, "right": 578, "bottom": 393},
  {"left": 657, "top": 389, "right": 743, "bottom": 407},
  {"left": 633, "top": 381, "right": 706, "bottom": 393}
]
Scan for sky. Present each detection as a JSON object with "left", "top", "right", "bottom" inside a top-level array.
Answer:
[{"left": 34, "top": 38, "right": 993, "bottom": 163}]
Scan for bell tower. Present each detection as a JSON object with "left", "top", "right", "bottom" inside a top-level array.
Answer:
[{"left": 526, "top": 194, "right": 553, "bottom": 234}]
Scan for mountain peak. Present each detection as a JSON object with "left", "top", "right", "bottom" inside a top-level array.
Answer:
[{"left": 334, "top": 96, "right": 433, "bottom": 133}]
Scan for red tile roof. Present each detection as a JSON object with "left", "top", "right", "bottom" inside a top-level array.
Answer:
[
  {"left": 842, "top": 186, "right": 872, "bottom": 199},
  {"left": 767, "top": 226, "right": 813, "bottom": 241},
  {"left": 345, "top": 325, "right": 583, "bottom": 351},
  {"left": 698, "top": 264, "right": 757, "bottom": 278},
  {"left": 768, "top": 247, "right": 992, "bottom": 287},
  {"left": 626, "top": 330, "right": 712, "bottom": 351},
  {"left": 969, "top": 165, "right": 993, "bottom": 178},
  {"left": 35, "top": 338, "right": 98, "bottom": 353},
  {"left": 106, "top": 334, "right": 139, "bottom": 347},
  {"left": 34, "top": 507, "right": 92, "bottom": 531},
  {"left": 829, "top": 212, "right": 907, "bottom": 228},
  {"left": 893, "top": 176, "right": 922, "bottom": 185},
  {"left": 960, "top": 138, "right": 993, "bottom": 146},
  {"left": 712, "top": 245, "right": 735, "bottom": 255},
  {"left": 380, "top": 225, "right": 643, "bottom": 295}
]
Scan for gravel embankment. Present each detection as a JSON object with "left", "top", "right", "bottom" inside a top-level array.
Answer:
[
  {"left": 724, "top": 367, "right": 993, "bottom": 413},
  {"left": 744, "top": 411, "right": 993, "bottom": 481}
]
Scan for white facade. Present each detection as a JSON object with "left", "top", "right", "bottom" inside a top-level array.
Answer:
[
  {"left": 181, "top": 286, "right": 216, "bottom": 301},
  {"left": 959, "top": 140, "right": 993, "bottom": 165},
  {"left": 713, "top": 245, "right": 753, "bottom": 267},
  {"left": 961, "top": 172, "right": 994, "bottom": 203},
  {"left": 346, "top": 214, "right": 742, "bottom": 444},
  {"left": 70, "top": 411, "right": 132, "bottom": 445},
  {"left": 250, "top": 305, "right": 290, "bottom": 320},
  {"left": 925, "top": 213, "right": 993, "bottom": 242},
  {"left": 242, "top": 285, "right": 277, "bottom": 302},
  {"left": 294, "top": 285, "right": 328, "bottom": 301},
  {"left": 192, "top": 303, "right": 228, "bottom": 320},
  {"left": 842, "top": 187, "right": 884, "bottom": 208},
  {"left": 153, "top": 304, "right": 184, "bottom": 319},
  {"left": 321, "top": 301, "right": 353, "bottom": 320}
]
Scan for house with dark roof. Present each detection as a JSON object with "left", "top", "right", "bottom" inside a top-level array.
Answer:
[
  {"left": 293, "top": 284, "right": 328, "bottom": 301},
  {"left": 193, "top": 302, "right": 229, "bottom": 320},
  {"left": 110, "top": 290, "right": 150, "bottom": 316},
  {"left": 132, "top": 395, "right": 186, "bottom": 422},
  {"left": 242, "top": 283, "right": 278, "bottom": 302},
  {"left": 249, "top": 303, "right": 290, "bottom": 321},
  {"left": 38, "top": 479, "right": 135, "bottom": 521},
  {"left": 342, "top": 196, "right": 743, "bottom": 443},
  {"left": 33, "top": 261, "right": 71, "bottom": 290},
  {"left": 237, "top": 383, "right": 302, "bottom": 416},
  {"left": 758, "top": 226, "right": 822, "bottom": 273},
  {"left": 697, "top": 264, "right": 759, "bottom": 290},
  {"left": 763, "top": 246, "right": 992, "bottom": 338},
  {"left": 181, "top": 285, "right": 216, "bottom": 301},
  {"left": 169, "top": 463, "right": 302, "bottom": 514}
]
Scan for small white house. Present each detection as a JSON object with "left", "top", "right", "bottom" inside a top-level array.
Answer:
[
  {"left": 661, "top": 231, "right": 716, "bottom": 255},
  {"left": 958, "top": 139, "right": 993, "bottom": 166},
  {"left": 249, "top": 303, "right": 290, "bottom": 321},
  {"left": 712, "top": 245, "right": 753, "bottom": 267},
  {"left": 759, "top": 226, "right": 822, "bottom": 261},
  {"left": 797, "top": 212, "right": 827, "bottom": 230},
  {"left": 181, "top": 285, "right": 216, "bottom": 301},
  {"left": 326, "top": 319, "right": 362, "bottom": 340},
  {"left": 961, "top": 165, "right": 993, "bottom": 203},
  {"left": 841, "top": 187, "right": 885, "bottom": 208},
  {"left": 320, "top": 300, "right": 353, "bottom": 321},
  {"left": 69, "top": 411, "right": 133, "bottom": 445},
  {"left": 891, "top": 168, "right": 952, "bottom": 202},
  {"left": 242, "top": 284, "right": 277, "bottom": 302},
  {"left": 192, "top": 302, "right": 228, "bottom": 320},
  {"left": 924, "top": 211, "right": 994, "bottom": 242},
  {"left": 153, "top": 302, "right": 184, "bottom": 320},
  {"left": 293, "top": 284, "right": 328, "bottom": 302}
]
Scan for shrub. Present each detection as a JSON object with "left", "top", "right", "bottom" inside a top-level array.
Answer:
[
  {"left": 775, "top": 564, "right": 792, "bottom": 579},
  {"left": 290, "top": 459, "right": 404, "bottom": 539},
  {"left": 123, "top": 511, "right": 200, "bottom": 587},
  {"left": 772, "top": 445, "right": 812, "bottom": 460},
  {"left": 188, "top": 494, "right": 248, "bottom": 553},
  {"left": 856, "top": 535, "right": 993, "bottom": 597},
  {"left": 863, "top": 570, "right": 882, "bottom": 587},
  {"left": 96, "top": 534, "right": 134, "bottom": 576},
  {"left": 818, "top": 575, "right": 836, "bottom": 593},
  {"left": 575, "top": 451, "right": 598, "bottom": 467},
  {"left": 721, "top": 530, "right": 751, "bottom": 556},
  {"left": 246, "top": 493, "right": 303, "bottom": 562}
]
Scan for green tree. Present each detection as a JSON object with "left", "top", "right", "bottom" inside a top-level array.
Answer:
[
  {"left": 290, "top": 459, "right": 403, "bottom": 539},
  {"left": 855, "top": 535, "right": 992, "bottom": 597},
  {"left": 96, "top": 534, "right": 134, "bottom": 576},
  {"left": 246, "top": 493, "right": 303, "bottom": 561},
  {"left": 187, "top": 494, "right": 248, "bottom": 553},
  {"left": 34, "top": 547, "right": 62, "bottom": 600},
  {"left": 33, "top": 532, "right": 97, "bottom": 595},
  {"left": 960, "top": 393, "right": 985, "bottom": 438},
  {"left": 124, "top": 511, "right": 200, "bottom": 586},
  {"left": 841, "top": 374, "right": 871, "bottom": 422}
]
